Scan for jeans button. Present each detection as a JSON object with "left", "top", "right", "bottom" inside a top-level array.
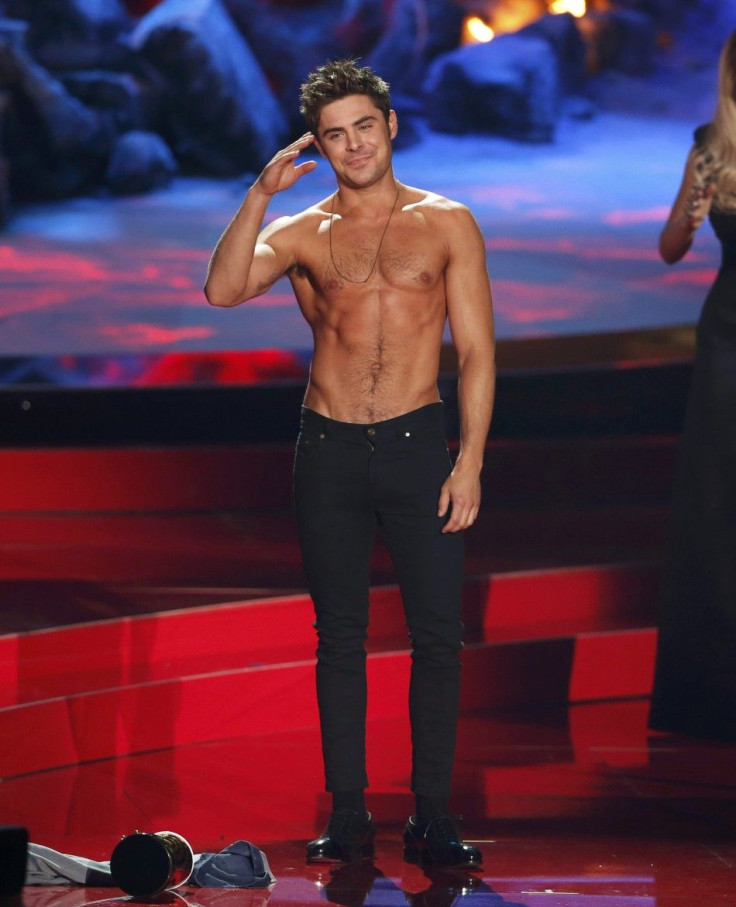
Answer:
[{"left": 366, "top": 427, "right": 376, "bottom": 438}]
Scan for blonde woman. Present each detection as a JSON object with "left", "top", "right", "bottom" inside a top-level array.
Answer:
[{"left": 649, "top": 30, "right": 736, "bottom": 740}]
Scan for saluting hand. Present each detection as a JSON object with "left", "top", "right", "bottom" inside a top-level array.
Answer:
[{"left": 253, "top": 133, "right": 318, "bottom": 197}]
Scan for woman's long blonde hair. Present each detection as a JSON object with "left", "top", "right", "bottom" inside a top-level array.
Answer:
[{"left": 702, "top": 30, "right": 736, "bottom": 211}]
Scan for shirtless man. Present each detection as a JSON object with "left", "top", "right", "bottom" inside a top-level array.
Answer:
[{"left": 205, "top": 60, "right": 495, "bottom": 868}]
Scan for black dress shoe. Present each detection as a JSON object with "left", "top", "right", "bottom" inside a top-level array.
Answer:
[
  {"left": 403, "top": 815, "right": 482, "bottom": 868},
  {"left": 306, "top": 809, "right": 376, "bottom": 863}
]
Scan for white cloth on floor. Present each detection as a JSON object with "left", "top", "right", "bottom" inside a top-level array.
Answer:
[{"left": 26, "top": 843, "right": 114, "bottom": 886}]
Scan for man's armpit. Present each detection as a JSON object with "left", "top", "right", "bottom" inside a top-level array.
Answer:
[{"left": 287, "top": 263, "right": 308, "bottom": 278}]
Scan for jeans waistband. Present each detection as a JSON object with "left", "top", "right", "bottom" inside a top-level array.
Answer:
[{"left": 300, "top": 402, "right": 445, "bottom": 441}]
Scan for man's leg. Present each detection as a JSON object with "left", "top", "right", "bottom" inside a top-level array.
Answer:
[
  {"left": 374, "top": 434, "right": 464, "bottom": 802},
  {"left": 293, "top": 412, "right": 376, "bottom": 860},
  {"left": 372, "top": 409, "right": 482, "bottom": 867}
]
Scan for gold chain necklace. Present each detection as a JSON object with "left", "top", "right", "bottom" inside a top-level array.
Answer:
[{"left": 328, "top": 184, "right": 401, "bottom": 284}]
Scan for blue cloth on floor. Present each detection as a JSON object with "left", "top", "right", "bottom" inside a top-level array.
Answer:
[{"left": 192, "top": 840, "right": 275, "bottom": 888}]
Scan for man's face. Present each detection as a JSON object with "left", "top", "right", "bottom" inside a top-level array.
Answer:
[{"left": 315, "top": 94, "right": 398, "bottom": 189}]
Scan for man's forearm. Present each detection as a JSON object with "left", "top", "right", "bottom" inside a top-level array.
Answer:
[
  {"left": 455, "top": 349, "right": 496, "bottom": 473},
  {"left": 204, "top": 184, "right": 271, "bottom": 307}
]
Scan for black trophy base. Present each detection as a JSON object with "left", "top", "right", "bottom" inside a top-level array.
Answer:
[{"left": 110, "top": 831, "right": 192, "bottom": 897}]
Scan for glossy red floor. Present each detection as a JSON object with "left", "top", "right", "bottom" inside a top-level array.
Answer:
[
  {"left": 3, "top": 700, "right": 736, "bottom": 906},
  {"left": 2, "top": 430, "right": 735, "bottom": 904},
  {"left": 2, "top": 559, "right": 735, "bottom": 905}
]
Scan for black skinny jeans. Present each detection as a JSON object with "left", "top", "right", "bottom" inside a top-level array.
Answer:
[{"left": 293, "top": 402, "right": 465, "bottom": 798}]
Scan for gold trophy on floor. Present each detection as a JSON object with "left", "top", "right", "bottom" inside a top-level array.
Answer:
[{"left": 110, "top": 831, "right": 194, "bottom": 897}]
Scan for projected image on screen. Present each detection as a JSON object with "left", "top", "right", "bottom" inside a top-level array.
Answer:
[{"left": 0, "top": 0, "right": 728, "bottom": 387}]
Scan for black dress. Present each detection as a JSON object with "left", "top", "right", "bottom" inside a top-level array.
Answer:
[{"left": 648, "top": 127, "right": 736, "bottom": 740}]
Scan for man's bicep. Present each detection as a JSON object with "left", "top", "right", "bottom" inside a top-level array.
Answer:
[
  {"left": 246, "top": 227, "right": 294, "bottom": 298},
  {"left": 445, "top": 212, "right": 495, "bottom": 356}
]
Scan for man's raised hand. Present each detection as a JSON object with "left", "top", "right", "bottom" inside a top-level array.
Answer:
[{"left": 254, "top": 133, "right": 317, "bottom": 196}]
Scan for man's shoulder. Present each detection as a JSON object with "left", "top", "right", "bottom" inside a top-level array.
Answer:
[
  {"left": 404, "top": 187, "right": 478, "bottom": 241},
  {"left": 403, "top": 185, "right": 468, "bottom": 214},
  {"left": 261, "top": 197, "right": 330, "bottom": 240}
]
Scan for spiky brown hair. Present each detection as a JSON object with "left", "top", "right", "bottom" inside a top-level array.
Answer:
[{"left": 299, "top": 59, "right": 391, "bottom": 135}]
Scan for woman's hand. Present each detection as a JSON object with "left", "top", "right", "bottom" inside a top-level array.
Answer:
[{"left": 683, "top": 181, "right": 717, "bottom": 230}]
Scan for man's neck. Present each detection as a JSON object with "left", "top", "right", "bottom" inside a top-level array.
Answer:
[{"left": 334, "top": 172, "right": 399, "bottom": 214}]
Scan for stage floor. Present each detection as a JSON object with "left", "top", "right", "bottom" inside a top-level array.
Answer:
[{"left": 5, "top": 699, "right": 736, "bottom": 906}]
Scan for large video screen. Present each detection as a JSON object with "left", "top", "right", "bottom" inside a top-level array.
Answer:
[{"left": 0, "top": 0, "right": 727, "bottom": 387}]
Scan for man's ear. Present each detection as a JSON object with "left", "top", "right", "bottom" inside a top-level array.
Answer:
[{"left": 389, "top": 109, "right": 398, "bottom": 141}]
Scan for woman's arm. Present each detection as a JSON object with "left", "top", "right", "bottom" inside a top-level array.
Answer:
[{"left": 659, "top": 146, "right": 717, "bottom": 265}]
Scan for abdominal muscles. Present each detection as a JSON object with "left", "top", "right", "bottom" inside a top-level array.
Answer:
[{"left": 309, "top": 284, "right": 444, "bottom": 422}]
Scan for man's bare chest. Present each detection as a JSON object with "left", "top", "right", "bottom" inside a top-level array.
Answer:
[{"left": 298, "top": 223, "right": 446, "bottom": 294}]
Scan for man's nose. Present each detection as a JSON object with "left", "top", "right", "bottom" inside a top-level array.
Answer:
[{"left": 345, "top": 131, "right": 363, "bottom": 150}]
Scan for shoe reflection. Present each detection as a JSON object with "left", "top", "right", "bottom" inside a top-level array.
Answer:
[
  {"left": 316, "top": 863, "right": 528, "bottom": 906},
  {"left": 407, "top": 868, "right": 528, "bottom": 906},
  {"left": 407, "top": 868, "right": 483, "bottom": 906},
  {"left": 321, "top": 862, "right": 384, "bottom": 906}
]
